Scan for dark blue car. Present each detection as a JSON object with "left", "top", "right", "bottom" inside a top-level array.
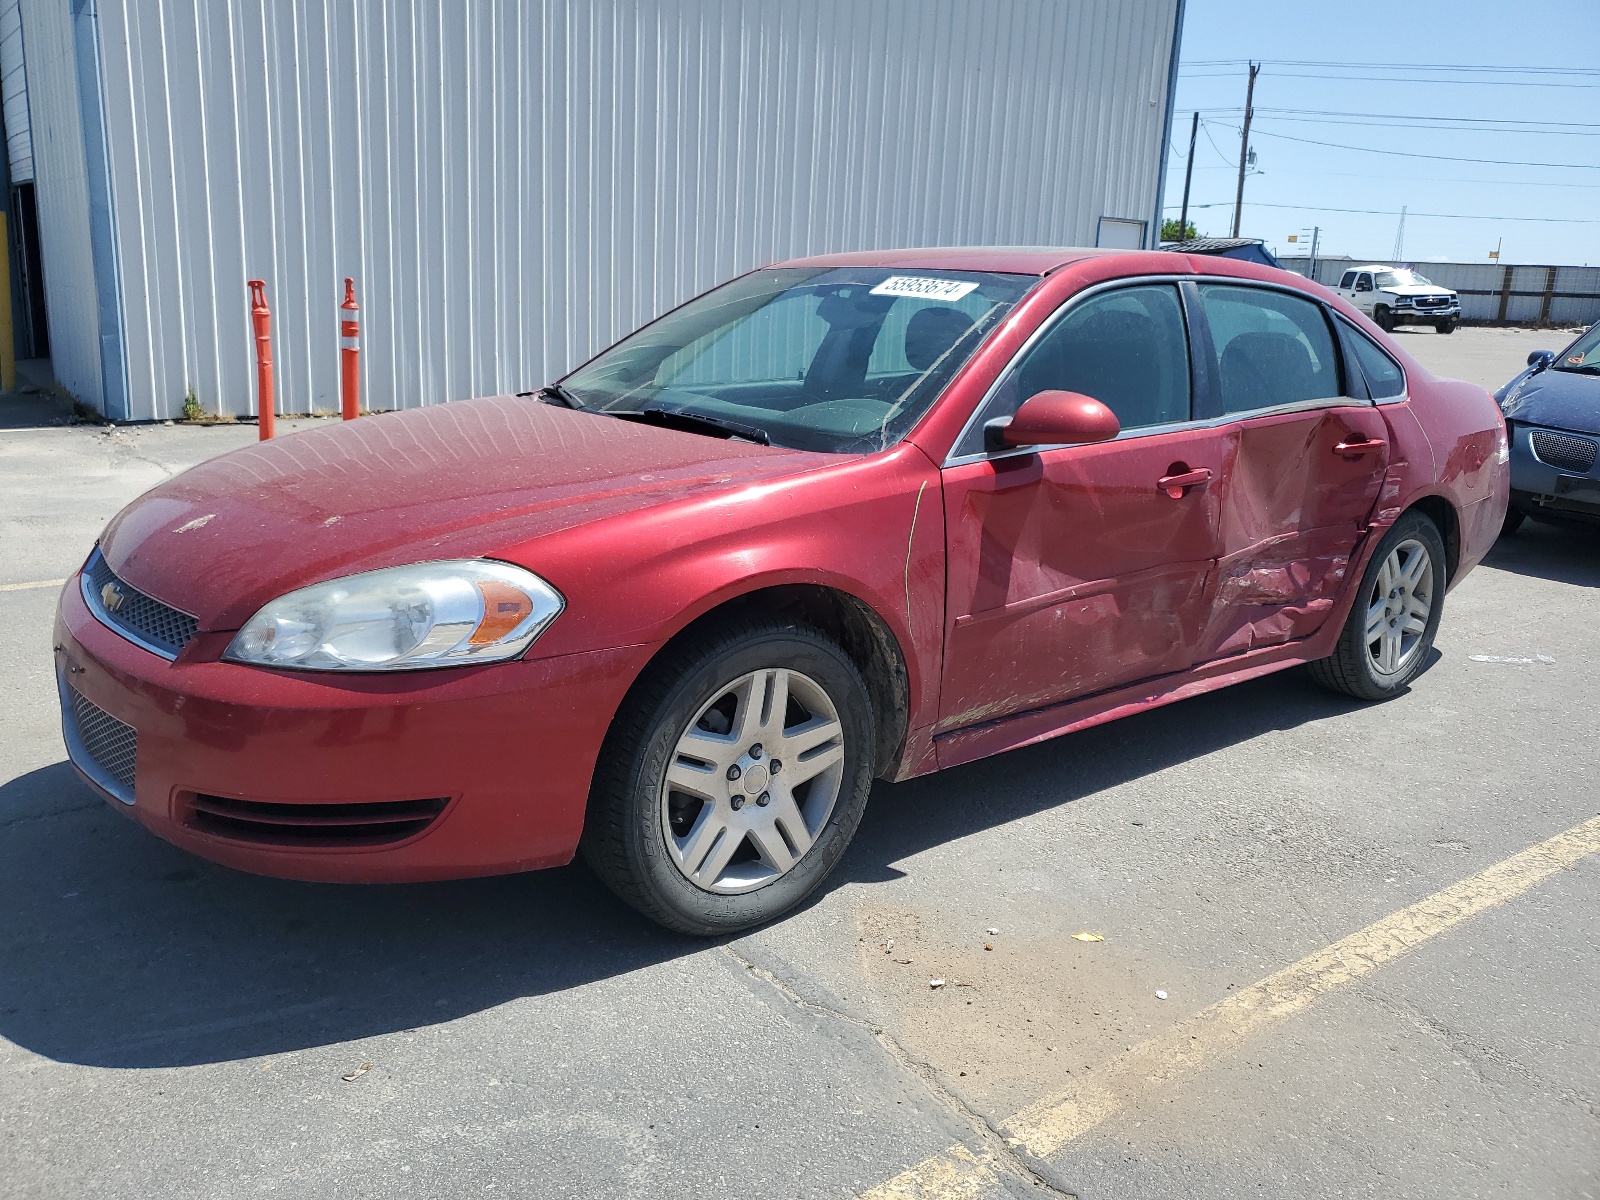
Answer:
[{"left": 1496, "top": 323, "right": 1600, "bottom": 535}]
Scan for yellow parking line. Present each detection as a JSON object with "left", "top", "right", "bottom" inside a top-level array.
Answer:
[
  {"left": 859, "top": 813, "right": 1600, "bottom": 1199},
  {"left": 0, "top": 578, "right": 65, "bottom": 592}
]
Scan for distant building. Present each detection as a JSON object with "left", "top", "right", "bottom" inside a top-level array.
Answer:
[{"left": 1, "top": 0, "right": 1184, "bottom": 420}]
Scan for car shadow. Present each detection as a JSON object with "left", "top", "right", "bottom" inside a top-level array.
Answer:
[
  {"left": 1482, "top": 520, "right": 1599, "bottom": 588},
  {"left": 0, "top": 667, "right": 1384, "bottom": 1071}
]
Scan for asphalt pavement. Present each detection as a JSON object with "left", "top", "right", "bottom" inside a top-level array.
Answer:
[{"left": 1, "top": 327, "right": 1595, "bottom": 1199}]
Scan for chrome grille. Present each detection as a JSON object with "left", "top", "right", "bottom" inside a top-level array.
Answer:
[
  {"left": 66, "top": 685, "right": 138, "bottom": 797},
  {"left": 1413, "top": 296, "right": 1449, "bottom": 310},
  {"left": 82, "top": 548, "right": 199, "bottom": 659},
  {"left": 1530, "top": 430, "right": 1598, "bottom": 474}
]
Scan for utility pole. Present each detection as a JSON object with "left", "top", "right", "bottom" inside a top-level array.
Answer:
[
  {"left": 1392, "top": 207, "right": 1407, "bottom": 261},
  {"left": 1307, "top": 226, "right": 1320, "bottom": 283},
  {"left": 1178, "top": 111, "right": 1199, "bottom": 243},
  {"left": 1231, "top": 61, "right": 1259, "bottom": 238}
]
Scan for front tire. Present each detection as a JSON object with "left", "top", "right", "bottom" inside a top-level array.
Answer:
[
  {"left": 1308, "top": 512, "right": 1446, "bottom": 701},
  {"left": 581, "top": 618, "right": 875, "bottom": 935},
  {"left": 1375, "top": 306, "right": 1395, "bottom": 332},
  {"left": 1500, "top": 507, "right": 1526, "bottom": 537},
  {"left": 1437, "top": 319, "right": 1457, "bottom": 334}
]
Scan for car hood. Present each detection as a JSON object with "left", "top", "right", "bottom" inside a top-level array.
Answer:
[
  {"left": 1498, "top": 366, "right": 1600, "bottom": 434},
  {"left": 99, "top": 396, "right": 837, "bottom": 632},
  {"left": 1387, "top": 285, "right": 1454, "bottom": 298}
]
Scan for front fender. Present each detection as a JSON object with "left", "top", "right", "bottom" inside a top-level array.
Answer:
[{"left": 497, "top": 442, "right": 947, "bottom": 730}]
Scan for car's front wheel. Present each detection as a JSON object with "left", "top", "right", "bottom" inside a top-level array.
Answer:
[
  {"left": 1374, "top": 306, "right": 1395, "bottom": 332},
  {"left": 582, "top": 618, "right": 875, "bottom": 935},
  {"left": 1307, "top": 511, "right": 1446, "bottom": 701},
  {"left": 1437, "top": 319, "right": 1457, "bottom": 334}
]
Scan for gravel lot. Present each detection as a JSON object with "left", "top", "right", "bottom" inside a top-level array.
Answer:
[{"left": 2, "top": 327, "right": 1595, "bottom": 1199}]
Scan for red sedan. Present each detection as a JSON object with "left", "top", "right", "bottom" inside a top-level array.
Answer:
[{"left": 55, "top": 248, "right": 1508, "bottom": 934}]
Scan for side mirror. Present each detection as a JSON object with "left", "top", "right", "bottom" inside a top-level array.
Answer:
[
  {"left": 1527, "top": 350, "right": 1556, "bottom": 371},
  {"left": 985, "top": 390, "right": 1121, "bottom": 451}
]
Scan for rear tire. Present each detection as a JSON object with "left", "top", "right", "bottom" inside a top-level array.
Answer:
[
  {"left": 1375, "top": 306, "right": 1395, "bottom": 332},
  {"left": 1308, "top": 511, "right": 1446, "bottom": 701},
  {"left": 581, "top": 617, "right": 875, "bottom": 936}
]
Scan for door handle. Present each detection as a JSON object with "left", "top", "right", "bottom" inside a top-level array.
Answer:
[
  {"left": 1333, "top": 437, "right": 1386, "bottom": 458},
  {"left": 1157, "top": 467, "right": 1211, "bottom": 498}
]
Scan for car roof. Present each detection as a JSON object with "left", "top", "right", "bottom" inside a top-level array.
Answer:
[{"left": 768, "top": 246, "right": 1128, "bottom": 276}]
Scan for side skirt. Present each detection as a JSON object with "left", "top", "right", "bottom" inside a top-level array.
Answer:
[{"left": 931, "top": 638, "right": 1332, "bottom": 770}]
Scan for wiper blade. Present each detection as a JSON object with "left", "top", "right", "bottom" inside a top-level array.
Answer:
[
  {"left": 625, "top": 405, "right": 771, "bottom": 445},
  {"left": 536, "top": 384, "right": 586, "bottom": 409}
]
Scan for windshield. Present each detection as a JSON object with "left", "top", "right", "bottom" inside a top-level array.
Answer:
[
  {"left": 1554, "top": 322, "right": 1600, "bottom": 372},
  {"left": 560, "top": 267, "right": 1034, "bottom": 453},
  {"left": 1375, "top": 269, "right": 1434, "bottom": 289}
]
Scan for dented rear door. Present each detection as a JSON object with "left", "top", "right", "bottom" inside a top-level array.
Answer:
[{"left": 1188, "top": 282, "right": 1389, "bottom": 660}]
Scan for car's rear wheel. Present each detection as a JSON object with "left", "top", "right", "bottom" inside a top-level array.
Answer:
[
  {"left": 1374, "top": 306, "right": 1395, "bottom": 332},
  {"left": 1307, "top": 511, "right": 1446, "bottom": 701},
  {"left": 1437, "top": 319, "right": 1457, "bottom": 334},
  {"left": 582, "top": 618, "right": 874, "bottom": 935}
]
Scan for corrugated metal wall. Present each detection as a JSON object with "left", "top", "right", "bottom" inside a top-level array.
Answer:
[
  {"left": 16, "top": 0, "right": 100, "bottom": 402},
  {"left": 1, "top": 0, "right": 33, "bottom": 183},
  {"left": 1281, "top": 256, "right": 1600, "bottom": 326},
  {"left": 47, "top": 0, "right": 1179, "bottom": 420}
]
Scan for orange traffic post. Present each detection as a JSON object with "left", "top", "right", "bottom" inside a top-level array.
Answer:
[
  {"left": 248, "top": 280, "right": 275, "bottom": 440},
  {"left": 340, "top": 277, "right": 360, "bottom": 420}
]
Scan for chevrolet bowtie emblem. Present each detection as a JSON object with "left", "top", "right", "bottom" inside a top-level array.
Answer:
[{"left": 100, "top": 581, "right": 125, "bottom": 612}]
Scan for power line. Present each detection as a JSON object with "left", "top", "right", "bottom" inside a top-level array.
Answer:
[
  {"left": 1184, "top": 58, "right": 1600, "bottom": 76},
  {"left": 1241, "top": 126, "right": 1600, "bottom": 170},
  {"left": 1180, "top": 71, "right": 1600, "bottom": 88},
  {"left": 1250, "top": 115, "right": 1600, "bottom": 137},
  {"left": 1194, "top": 107, "right": 1600, "bottom": 134},
  {"left": 1164, "top": 200, "right": 1600, "bottom": 225},
  {"left": 1176, "top": 164, "right": 1600, "bottom": 189}
]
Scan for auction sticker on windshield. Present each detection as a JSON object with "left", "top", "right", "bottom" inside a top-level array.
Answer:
[{"left": 869, "top": 276, "right": 981, "bottom": 302}]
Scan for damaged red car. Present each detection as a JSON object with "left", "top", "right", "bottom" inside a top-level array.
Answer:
[{"left": 55, "top": 248, "right": 1508, "bottom": 934}]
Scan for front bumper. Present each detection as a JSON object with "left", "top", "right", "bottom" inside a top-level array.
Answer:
[
  {"left": 54, "top": 574, "right": 647, "bottom": 882},
  {"left": 1507, "top": 422, "right": 1600, "bottom": 525},
  {"left": 1392, "top": 302, "right": 1459, "bottom": 323}
]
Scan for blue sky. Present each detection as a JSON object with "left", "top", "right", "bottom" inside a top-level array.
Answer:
[{"left": 1162, "top": 0, "right": 1600, "bottom": 265}]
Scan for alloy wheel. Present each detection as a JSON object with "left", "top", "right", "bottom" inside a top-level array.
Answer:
[
  {"left": 1364, "top": 537, "right": 1434, "bottom": 676},
  {"left": 659, "top": 668, "right": 846, "bottom": 894}
]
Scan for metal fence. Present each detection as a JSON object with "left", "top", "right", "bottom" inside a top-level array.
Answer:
[{"left": 1278, "top": 257, "right": 1600, "bottom": 327}]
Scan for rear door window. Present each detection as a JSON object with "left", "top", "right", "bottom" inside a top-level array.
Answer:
[
  {"left": 1195, "top": 284, "right": 1341, "bottom": 414},
  {"left": 1339, "top": 271, "right": 1357, "bottom": 290}
]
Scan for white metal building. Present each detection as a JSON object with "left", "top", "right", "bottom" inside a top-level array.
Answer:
[{"left": 5, "top": 0, "right": 1183, "bottom": 422}]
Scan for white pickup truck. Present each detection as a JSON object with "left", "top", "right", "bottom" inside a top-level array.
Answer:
[{"left": 1334, "top": 265, "right": 1461, "bottom": 334}]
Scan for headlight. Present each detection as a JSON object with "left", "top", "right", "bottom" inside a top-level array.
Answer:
[{"left": 225, "top": 560, "right": 564, "bottom": 671}]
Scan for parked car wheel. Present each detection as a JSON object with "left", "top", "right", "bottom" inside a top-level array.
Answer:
[
  {"left": 1437, "top": 319, "right": 1456, "bottom": 334},
  {"left": 582, "top": 618, "right": 875, "bottom": 935},
  {"left": 1374, "top": 306, "right": 1395, "bottom": 332},
  {"left": 1500, "top": 507, "right": 1526, "bottom": 537},
  {"left": 1307, "top": 512, "right": 1446, "bottom": 701}
]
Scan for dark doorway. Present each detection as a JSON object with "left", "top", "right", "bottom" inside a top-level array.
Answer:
[{"left": 10, "top": 181, "right": 46, "bottom": 358}]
